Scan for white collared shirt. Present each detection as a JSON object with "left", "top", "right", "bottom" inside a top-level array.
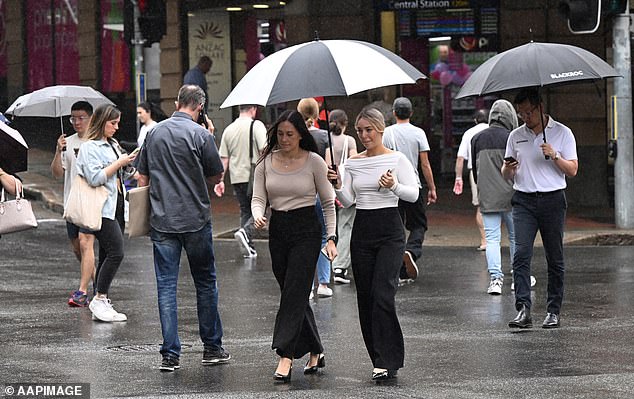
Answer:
[{"left": 505, "top": 116, "right": 577, "bottom": 193}]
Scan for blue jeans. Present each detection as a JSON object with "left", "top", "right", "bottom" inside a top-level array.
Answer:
[
  {"left": 150, "top": 223, "right": 223, "bottom": 358},
  {"left": 481, "top": 211, "right": 515, "bottom": 280},
  {"left": 512, "top": 190, "right": 567, "bottom": 314},
  {"left": 315, "top": 196, "right": 331, "bottom": 285}
]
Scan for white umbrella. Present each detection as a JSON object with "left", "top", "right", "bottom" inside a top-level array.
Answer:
[
  {"left": 220, "top": 39, "right": 426, "bottom": 108},
  {"left": 5, "top": 85, "right": 115, "bottom": 133}
]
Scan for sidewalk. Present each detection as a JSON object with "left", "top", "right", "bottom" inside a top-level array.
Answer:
[{"left": 21, "top": 147, "right": 633, "bottom": 246}]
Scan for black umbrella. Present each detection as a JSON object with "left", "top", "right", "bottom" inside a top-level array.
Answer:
[
  {"left": 456, "top": 41, "right": 620, "bottom": 99},
  {"left": 0, "top": 121, "right": 28, "bottom": 174},
  {"left": 456, "top": 41, "right": 620, "bottom": 156}
]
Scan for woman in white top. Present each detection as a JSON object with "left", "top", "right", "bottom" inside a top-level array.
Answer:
[
  {"left": 136, "top": 102, "right": 161, "bottom": 148},
  {"left": 328, "top": 108, "right": 418, "bottom": 381},
  {"left": 325, "top": 109, "right": 357, "bottom": 284},
  {"left": 252, "top": 110, "right": 337, "bottom": 382}
]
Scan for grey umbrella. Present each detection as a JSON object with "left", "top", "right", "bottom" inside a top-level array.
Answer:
[
  {"left": 456, "top": 41, "right": 620, "bottom": 99},
  {"left": 456, "top": 41, "right": 619, "bottom": 154}
]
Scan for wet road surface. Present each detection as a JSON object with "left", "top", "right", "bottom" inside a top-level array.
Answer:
[{"left": 1, "top": 213, "right": 633, "bottom": 398}]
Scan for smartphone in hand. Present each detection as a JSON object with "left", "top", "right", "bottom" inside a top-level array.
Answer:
[
  {"left": 504, "top": 156, "right": 517, "bottom": 163},
  {"left": 320, "top": 246, "right": 332, "bottom": 261}
]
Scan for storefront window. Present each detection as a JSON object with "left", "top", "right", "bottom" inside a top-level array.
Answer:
[
  {"left": 101, "top": 0, "right": 131, "bottom": 93},
  {"left": 26, "top": 0, "right": 80, "bottom": 91}
]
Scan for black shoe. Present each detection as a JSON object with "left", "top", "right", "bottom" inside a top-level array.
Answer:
[
  {"left": 273, "top": 365, "right": 292, "bottom": 383},
  {"left": 542, "top": 313, "right": 560, "bottom": 328},
  {"left": 303, "top": 353, "right": 325, "bottom": 374},
  {"left": 508, "top": 305, "right": 532, "bottom": 329},
  {"left": 159, "top": 355, "right": 180, "bottom": 372},
  {"left": 403, "top": 251, "right": 419, "bottom": 280},
  {"left": 334, "top": 268, "right": 350, "bottom": 284},
  {"left": 372, "top": 368, "right": 398, "bottom": 381},
  {"left": 202, "top": 347, "right": 231, "bottom": 365}
]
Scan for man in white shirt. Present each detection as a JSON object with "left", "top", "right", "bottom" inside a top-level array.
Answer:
[
  {"left": 383, "top": 97, "right": 437, "bottom": 283},
  {"left": 453, "top": 109, "right": 488, "bottom": 250},
  {"left": 503, "top": 88, "right": 578, "bottom": 330},
  {"left": 50, "top": 101, "right": 95, "bottom": 307},
  {"left": 215, "top": 105, "right": 267, "bottom": 258}
]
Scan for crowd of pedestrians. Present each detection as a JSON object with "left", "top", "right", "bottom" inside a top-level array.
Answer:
[{"left": 12, "top": 78, "right": 577, "bottom": 384}]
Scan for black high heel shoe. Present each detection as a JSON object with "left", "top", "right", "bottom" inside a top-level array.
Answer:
[
  {"left": 273, "top": 364, "right": 292, "bottom": 383},
  {"left": 303, "top": 353, "right": 325, "bottom": 374}
]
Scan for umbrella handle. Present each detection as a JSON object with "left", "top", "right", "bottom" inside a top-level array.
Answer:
[{"left": 323, "top": 100, "right": 338, "bottom": 185}]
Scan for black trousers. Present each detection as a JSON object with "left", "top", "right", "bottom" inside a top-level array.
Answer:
[
  {"left": 351, "top": 207, "right": 405, "bottom": 370},
  {"left": 268, "top": 206, "right": 323, "bottom": 359},
  {"left": 94, "top": 192, "right": 125, "bottom": 294}
]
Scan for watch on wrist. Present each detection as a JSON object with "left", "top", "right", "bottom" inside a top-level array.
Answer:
[
  {"left": 553, "top": 152, "right": 560, "bottom": 160},
  {"left": 326, "top": 235, "right": 338, "bottom": 244}
]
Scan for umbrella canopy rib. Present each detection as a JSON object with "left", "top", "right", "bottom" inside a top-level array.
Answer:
[{"left": 268, "top": 41, "right": 347, "bottom": 105}]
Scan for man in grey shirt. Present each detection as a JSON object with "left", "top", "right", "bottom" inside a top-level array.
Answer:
[{"left": 137, "top": 84, "right": 229, "bottom": 372}]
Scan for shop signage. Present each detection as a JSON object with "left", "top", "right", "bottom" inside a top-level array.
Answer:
[{"left": 377, "top": 0, "right": 496, "bottom": 10}]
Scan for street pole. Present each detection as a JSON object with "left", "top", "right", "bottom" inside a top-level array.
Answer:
[
  {"left": 613, "top": 3, "right": 634, "bottom": 228},
  {"left": 131, "top": 0, "right": 144, "bottom": 140}
]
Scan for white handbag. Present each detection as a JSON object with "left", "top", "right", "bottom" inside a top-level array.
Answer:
[
  {"left": 0, "top": 180, "right": 38, "bottom": 235},
  {"left": 63, "top": 175, "right": 108, "bottom": 231}
]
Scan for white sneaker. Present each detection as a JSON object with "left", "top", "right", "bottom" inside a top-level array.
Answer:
[
  {"left": 234, "top": 228, "right": 256, "bottom": 258},
  {"left": 487, "top": 278, "right": 503, "bottom": 295},
  {"left": 317, "top": 285, "right": 333, "bottom": 298},
  {"left": 89, "top": 296, "right": 127, "bottom": 322}
]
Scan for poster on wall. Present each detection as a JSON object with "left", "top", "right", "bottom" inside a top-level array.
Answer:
[
  {"left": 188, "top": 10, "right": 232, "bottom": 134},
  {"left": 101, "top": 0, "right": 130, "bottom": 93},
  {"left": 26, "top": 0, "right": 79, "bottom": 91}
]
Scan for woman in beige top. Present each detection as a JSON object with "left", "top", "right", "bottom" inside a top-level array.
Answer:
[{"left": 251, "top": 110, "right": 337, "bottom": 382}]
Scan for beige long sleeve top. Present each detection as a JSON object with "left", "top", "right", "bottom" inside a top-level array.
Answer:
[{"left": 251, "top": 151, "right": 336, "bottom": 236}]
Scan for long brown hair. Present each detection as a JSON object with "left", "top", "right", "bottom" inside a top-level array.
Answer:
[
  {"left": 257, "top": 110, "right": 318, "bottom": 164},
  {"left": 85, "top": 104, "right": 121, "bottom": 141}
]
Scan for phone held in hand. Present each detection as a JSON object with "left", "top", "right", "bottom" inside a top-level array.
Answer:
[
  {"left": 504, "top": 156, "right": 517, "bottom": 163},
  {"left": 197, "top": 109, "right": 208, "bottom": 128},
  {"left": 320, "top": 246, "right": 332, "bottom": 261}
]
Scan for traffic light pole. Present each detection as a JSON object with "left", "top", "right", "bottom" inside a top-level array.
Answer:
[
  {"left": 613, "top": 4, "right": 634, "bottom": 228},
  {"left": 131, "top": 0, "right": 145, "bottom": 139}
]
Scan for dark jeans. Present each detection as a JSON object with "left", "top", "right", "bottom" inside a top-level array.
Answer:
[
  {"left": 512, "top": 190, "right": 567, "bottom": 314},
  {"left": 269, "top": 206, "right": 323, "bottom": 359},
  {"left": 351, "top": 207, "right": 405, "bottom": 370},
  {"left": 233, "top": 182, "right": 255, "bottom": 242},
  {"left": 398, "top": 187, "right": 428, "bottom": 277},
  {"left": 150, "top": 223, "right": 223, "bottom": 359}
]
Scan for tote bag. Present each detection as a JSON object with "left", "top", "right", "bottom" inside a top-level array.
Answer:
[
  {"left": 0, "top": 180, "right": 38, "bottom": 234},
  {"left": 127, "top": 185, "right": 150, "bottom": 238},
  {"left": 63, "top": 175, "right": 108, "bottom": 231}
]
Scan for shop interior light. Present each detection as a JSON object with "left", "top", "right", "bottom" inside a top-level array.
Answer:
[
  {"left": 429, "top": 36, "right": 452, "bottom": 42},
  {"left": 226, "top": 7, "right": 243, "bottom": 11},
  {"left": 279, "top": 1, "right": 286, "bottom": 5},
  {"left": 253, "top": 4, "right": 270, "bottom": 8}
]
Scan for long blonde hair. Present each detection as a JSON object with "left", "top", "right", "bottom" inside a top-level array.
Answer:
[{"left": 85, "top": 104, "right": 121, "bottom": 141}]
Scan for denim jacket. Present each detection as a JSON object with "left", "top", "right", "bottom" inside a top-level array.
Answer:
[{"left": 75, "top": 139, "right": 126, "bottom": 221}]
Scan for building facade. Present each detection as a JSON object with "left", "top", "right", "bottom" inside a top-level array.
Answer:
[{"left": 0, "top": 0, "right": 620, "bottom": 207}]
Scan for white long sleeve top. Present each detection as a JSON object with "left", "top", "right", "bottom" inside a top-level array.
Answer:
[{"left": 336, "top": 152, "right": 419, "bottom": 209}]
